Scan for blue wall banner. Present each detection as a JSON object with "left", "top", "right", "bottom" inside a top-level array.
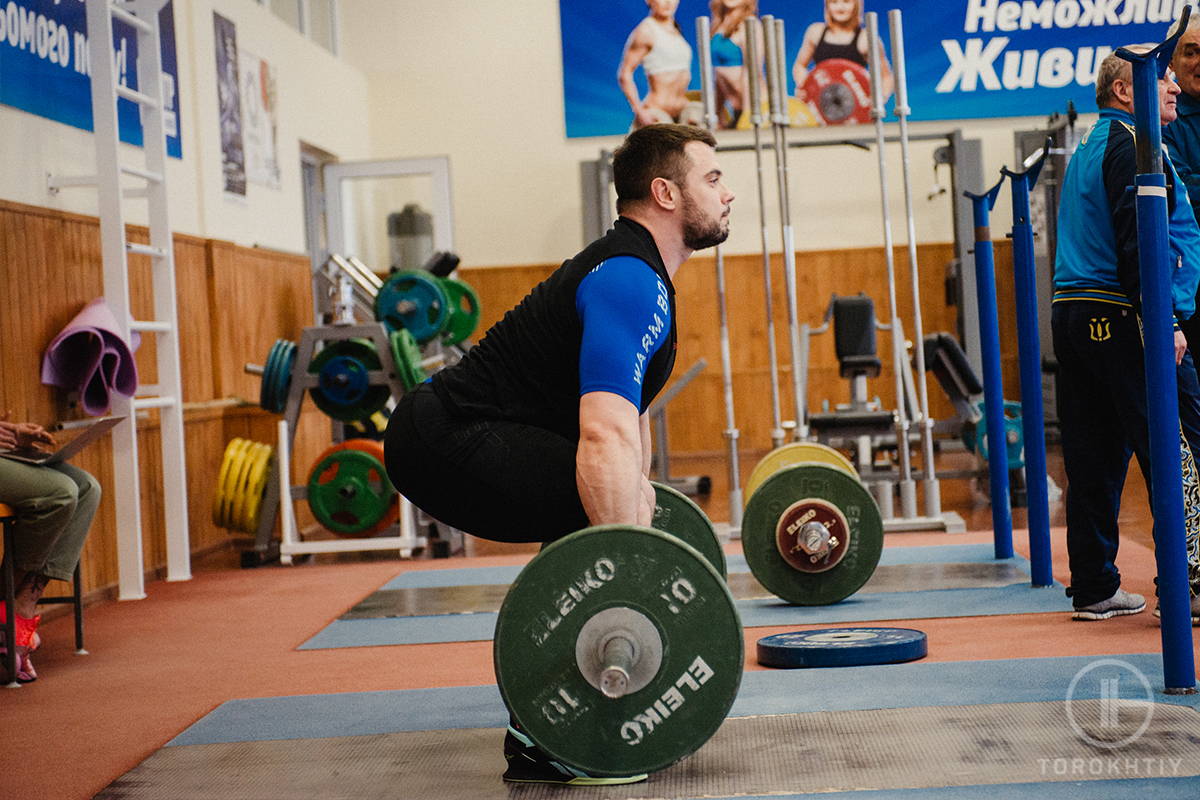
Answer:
[
  {"left": 559, "top": 0, "right": 1190, "bottom": 138},
  {"left": 0, "top": 0, "right": 183, "bottom": 157}
]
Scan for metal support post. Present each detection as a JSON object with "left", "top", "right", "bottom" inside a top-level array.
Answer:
[
  {"left": 743, "top": 16, "right": 785, "bottom": 447},
  {"left": 697, "top": 17, "right": 742, "bottom": 527},
  {"left": 964, "top": 179, "right": 1015, "bottom": 560},
  {"left": 762, "top": 16, "right": 806, "bottom": 440},
  {"left": 865, "top": 13, "right": 916, "bottom": 518},
  {"left": 888, "top": 10, "right": 940, "bottom": 518},
  {"left": 1000, "top": 153, "right": 1054, "bottom": 587},
  {"left": 1117, "top": 23, "right": 1197, "bottom": 693}
]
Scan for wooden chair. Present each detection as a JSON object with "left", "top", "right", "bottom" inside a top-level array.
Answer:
[{"left": 1, "top": 502, "right": 86, "bottom": 688}]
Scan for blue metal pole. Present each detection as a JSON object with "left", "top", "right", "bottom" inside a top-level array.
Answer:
[
  {"left": 1001, "top": 157, "right": 1054, "bottom": 588},
  {"left": 965, "top": 179, "right": 1014, "bottom": 560},
  {"left": 1117, "top": 21, "right": 1197, "bottom": 693}
]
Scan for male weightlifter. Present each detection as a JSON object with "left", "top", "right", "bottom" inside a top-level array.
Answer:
[
  {"left": 384, "top": 123, "right": 734, "bottom": 785},
  {"left": 1053, "top": 46, "right": 1200, "bottom": 624}
]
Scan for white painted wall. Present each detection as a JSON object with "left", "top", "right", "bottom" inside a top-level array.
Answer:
[
  {"left": 0, "top": 0, "right": 370, "bottom": 253},
  {"left": 340, "top": 1, "right": 1088, "bottom": 268}
]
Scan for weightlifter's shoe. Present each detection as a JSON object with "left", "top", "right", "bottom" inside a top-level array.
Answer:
[
  {"left": 1152, "top": 594, "right": 1200, "bottom": 625},
  {"left": 502, "top": 725, "right": 648, "bottom": 786},
  {"left": 1072, "top": 588, "right": 1146, "bottom": 621}
]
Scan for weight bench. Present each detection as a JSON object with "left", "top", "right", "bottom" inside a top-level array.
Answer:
[
  {"left": 922, "top": 332, "right": 982, "bottom": 432},
  {"left": 807, "top": 294, "right": 897, "bottom": 444}
]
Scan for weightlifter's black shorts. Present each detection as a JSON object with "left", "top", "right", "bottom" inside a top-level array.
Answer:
[{"left": 384, "top": 383, "right": 590, "bottom": 543}]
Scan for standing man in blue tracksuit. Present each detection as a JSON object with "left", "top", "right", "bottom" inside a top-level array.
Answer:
[
  {"left": 1166, "top": 12, "right": 1200, "bottom": 358},
  {"left": 384, "top": 123, "right": 734, "bottom": 787},
  {"left": 1053, "top": 47, "right": 1200, "bottom": 623}
]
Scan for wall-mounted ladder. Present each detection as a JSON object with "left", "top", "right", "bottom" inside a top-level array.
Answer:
[{"left": 49, "top": 0, "right": 189, "bottom": 599}]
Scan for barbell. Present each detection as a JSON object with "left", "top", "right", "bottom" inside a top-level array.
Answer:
[{"left": 742, "top": 441, "right": 884, "bottom": 605}]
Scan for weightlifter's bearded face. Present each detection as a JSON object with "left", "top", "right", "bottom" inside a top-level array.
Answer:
[{"left": 678, "top": 141, "right": 733, "bottom": 251}]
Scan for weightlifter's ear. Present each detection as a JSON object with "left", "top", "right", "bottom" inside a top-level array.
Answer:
[{"left": 649, "top": 176, "right": 678, "bottom": 211}]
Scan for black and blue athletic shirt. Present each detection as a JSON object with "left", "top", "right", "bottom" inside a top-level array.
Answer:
[
  {"left": 430, "top": 217, "right": 678, "bottom": 442},
  {"left": 576, "top": 256, "right": 672, "bottom": 408}
]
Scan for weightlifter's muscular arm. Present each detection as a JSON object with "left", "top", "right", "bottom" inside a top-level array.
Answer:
[
  {"left": 574, "top": 256, "right": 671, "bottom": 527},
  {"left": 577, "top": 393, "right": 653, "bottom": 526}
]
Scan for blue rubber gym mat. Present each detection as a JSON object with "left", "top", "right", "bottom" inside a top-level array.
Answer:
[{"left": 170, "top": 652, "right": 1198, "bottom": 746}]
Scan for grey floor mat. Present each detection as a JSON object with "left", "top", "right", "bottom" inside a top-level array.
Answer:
[
  {"left": 340, "top": 561, "right": 1029, "bottom": 620},
  {"left": 97, "top": 700, "right": 1200, "bottom": 800}
]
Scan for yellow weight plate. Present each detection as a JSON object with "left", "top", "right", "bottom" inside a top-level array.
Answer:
[
  {"left": 221, "top": 439, "right": 255, "bottom": 529},
  {"left": 239, "top": 444, "right": 274, "bottom": 533},
  {"left": 213, "top": 438, "right": 248, "bottom": 527},
  {"left": 229, "top": 442, "right": 266, "bottom": 532},
  {"left": 745, "top": 442, "right": 857, "bottom": 505}
]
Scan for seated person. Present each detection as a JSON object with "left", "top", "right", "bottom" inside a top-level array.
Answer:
[{"left": 0, "top": 416, "right": 100, "bottom": 682}]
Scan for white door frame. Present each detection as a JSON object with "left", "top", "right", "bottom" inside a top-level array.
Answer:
[{"left": 322, "top": 156, "right": 454, "bottom": 263}]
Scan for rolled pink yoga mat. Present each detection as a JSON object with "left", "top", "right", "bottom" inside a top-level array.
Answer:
[{"left": 41, "top": 297, "right": 140, "bottom": 416}]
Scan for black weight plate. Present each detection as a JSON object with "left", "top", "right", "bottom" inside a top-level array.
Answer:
[
  {"left": 757, "top": 627, "right": 927, "bottom": 668},
  {"left": 494, "top": 525, "right": 743, "bottom": 777},
  {"left": 651, "top": 482, "right": 726, "bottom": 579},
  {"left": 742, "top": 463, "right": 883, "bottom": 605}
]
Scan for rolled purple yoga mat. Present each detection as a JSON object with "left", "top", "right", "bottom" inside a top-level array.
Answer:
[{"left": 41, "top": 297, "right": 139, "bottom": 416}]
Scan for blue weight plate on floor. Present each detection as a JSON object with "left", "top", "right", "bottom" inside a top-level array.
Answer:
[{"left": 756, "top": 627, "right": 927, "bottom": 668}]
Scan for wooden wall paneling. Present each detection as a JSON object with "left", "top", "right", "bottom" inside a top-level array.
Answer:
[
  {"left": 0, "top": 200, "right": 339, "bottom": 597},
  {"left": 206, "top": 241, "right": 315, "bottom": 402},
  {"left": 174, "top": 236, "right": 217, "bottom": 402},
  {"left": 460, "top": 240, "right": 1008, "bottom": 457}
]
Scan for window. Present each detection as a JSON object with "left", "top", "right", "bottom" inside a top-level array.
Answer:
[{"left": 259, "top": 0, "right": 339, "bottom": 54}]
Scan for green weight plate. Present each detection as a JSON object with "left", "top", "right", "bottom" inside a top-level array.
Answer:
[
  {"left": 494, "top": 525, "right": 743, "bottom": 777},
  {"left": 307, "top": 339, "right": 390, "bottom": 422},
  {"left": 745, "top": 442, "right": 857, "bottom": 504},
  {"left": 390, "top": 329, "right": 426, "bottom": 392},
  {"left": 437, "top": 277, "right": 481, "bottom": 346},
  {"left": 651, "top": 482, "right": 727, "bottom": 579},
  {"left": 742, "top": 463, "right": 883, "bottom": 606},
  {"left": 307, "top": 448, "right": 397, "bottom": 534}
]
